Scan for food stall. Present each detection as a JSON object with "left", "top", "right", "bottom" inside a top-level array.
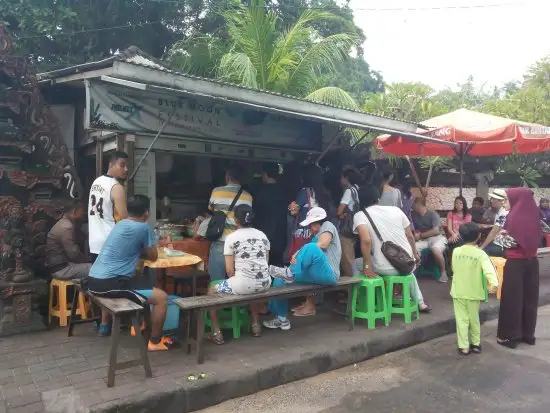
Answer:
[{"left": 37, "top": 47, "right": 436, "bottom": 273}]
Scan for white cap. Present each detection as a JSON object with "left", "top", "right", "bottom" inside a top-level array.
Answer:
[
  {"left": 300, "top": 207, "right": 327, "bottom": 227},
  {"left": 489, "top": 189, "right": 507, "bottom": 201}
]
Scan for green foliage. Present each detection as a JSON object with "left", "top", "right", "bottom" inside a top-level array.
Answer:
[{"left": 2, "top": 0, "right": 206, "bottom": 69}]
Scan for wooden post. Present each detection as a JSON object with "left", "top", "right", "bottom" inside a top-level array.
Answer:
[
  {"left": 115, "top": 133, "right": 126, "bottom": 152},
  {"left": 95, "top": 138, "right": 104, "bottom": 178}
]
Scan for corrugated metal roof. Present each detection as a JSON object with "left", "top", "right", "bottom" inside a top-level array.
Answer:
[{"left": 38, "top": 46, "right": 422, "bottom": 128}]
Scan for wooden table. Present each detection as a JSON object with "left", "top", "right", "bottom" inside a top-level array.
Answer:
[{"left": 143, "top": 249, "right": 205, "bottom": 296}]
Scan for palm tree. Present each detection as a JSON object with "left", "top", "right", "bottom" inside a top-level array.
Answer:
[{"left": 169, "top": 0, "right": 359, "bottom": 110}]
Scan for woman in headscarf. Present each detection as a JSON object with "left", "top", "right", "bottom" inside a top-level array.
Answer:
[
  {"left": 539, "top": 198, "right": 550, "bottom": 226},
  {"left": 497, "top": 188, "right": 542, "bottom": 349}
]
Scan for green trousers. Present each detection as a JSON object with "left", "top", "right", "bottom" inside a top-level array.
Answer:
[{"left": 453, "top": 298, "right": 481, "bottom": 349}]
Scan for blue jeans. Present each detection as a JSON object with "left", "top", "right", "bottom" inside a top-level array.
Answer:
[
  {"left": 269, "top": 243, "right": 338, "bottom": 318},
  {"left": 208, "top": 241, "right": 227, "bottom": 281}
]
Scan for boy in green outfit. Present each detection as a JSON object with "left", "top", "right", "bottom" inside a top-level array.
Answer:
[{"left": 451, "top": 222, "right": 499, "bottom": 356}]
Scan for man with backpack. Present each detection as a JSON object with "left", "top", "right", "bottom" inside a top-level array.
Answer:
[{"left": 206, "top": 166, "right": 253, "bottom": 281}]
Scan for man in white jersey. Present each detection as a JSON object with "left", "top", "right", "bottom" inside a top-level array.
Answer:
[{"left": 88, "top": 151, "right": 129, "bottom": 263}]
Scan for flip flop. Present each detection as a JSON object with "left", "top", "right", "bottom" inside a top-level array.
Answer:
[
  {"left": 293, "top": 310, "right": 316, "bottom": 317},
  {"left": 291, "top": 305, "right": 306, "bottom": 312}
]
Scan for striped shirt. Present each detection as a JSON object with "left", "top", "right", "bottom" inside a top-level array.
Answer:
[{"left": 208, "top": 184, "right": 253, "bottom": 241}]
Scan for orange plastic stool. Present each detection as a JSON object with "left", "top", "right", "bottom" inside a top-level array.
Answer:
[
  {"left": 489, "top": 257, "right": 506, "bottom": 300},
  {"left": 49, "top": 279, "right": 93, "bottom": 327}
]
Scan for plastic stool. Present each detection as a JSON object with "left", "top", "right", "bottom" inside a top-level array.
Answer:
[
  {"left": 49, "top": 279, "right": 92, "bottom": 327},
  {"left": 382, "top": 274, "right": 420, "bottom": 323},
  {"left": 350, "top": 275, "right": 389, "bottom": 329},
  {"left": 204, "top": 280, "right": 250, "bottom": 338},
  {"left": 490, "top": 257, "right": 506, "bottom": 300}
]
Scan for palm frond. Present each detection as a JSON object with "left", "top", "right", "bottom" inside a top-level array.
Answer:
[
  {"left": 286, "top": 32, "right": 357, "bottom": 97},
  {"left": 305, "top": 87, "right": 359, "bottom": 109},
  {"left": 167, "top": 36, "right": 225, "bottom": 78},
  {"left": 217, "top": 52, "right": 258, "bottom": 88},
  {"left": 221, "top": 0, "right": 278, "bottom": 89}
]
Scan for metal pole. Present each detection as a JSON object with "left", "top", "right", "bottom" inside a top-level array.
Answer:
[
  {"left": 459, "top": 144, "right": 464, "bottom": 196},
  {"left": 129, "top": 110, "right": 174, "bottom": 182}
]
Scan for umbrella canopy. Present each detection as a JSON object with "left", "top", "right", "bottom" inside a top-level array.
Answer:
[{"left": 376, "top": 108, "right": 550, "bottom": 157}]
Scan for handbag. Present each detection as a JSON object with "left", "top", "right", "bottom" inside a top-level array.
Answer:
[
  {"left": 205, "top": 187, "right": 244, "bottom": 241},
  {"left": 287, "top": 189, "right": 313, "bottom": 260},
  {"left": 364, "top": 209, "right": 416, "bottom": 274},
  {"left": 338, "top": 185, "right": 359, "bottom": 238}
]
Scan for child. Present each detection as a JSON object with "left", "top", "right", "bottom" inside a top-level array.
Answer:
[{"left": 451, "top": 222, "right": 499, "bottom": 356}]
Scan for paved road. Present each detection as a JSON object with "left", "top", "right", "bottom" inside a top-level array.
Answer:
[{"left": 199, "top": 306, "right": 550, "bottom": 413}]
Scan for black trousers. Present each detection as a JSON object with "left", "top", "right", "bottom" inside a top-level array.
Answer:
[{"left": 497, "top": 258, "right": 539, "bottom": 341}]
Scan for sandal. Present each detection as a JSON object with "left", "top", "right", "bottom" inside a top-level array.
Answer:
[
  {"left": 497, "top": 338, "right": 518, "bottom": 349},
  {"left": 291, "top": 303, "right": 306, "bottom": 312},
  {"left": 419, "top": 305, "right": 432, "bottom": 314},
  {"left": 207, "top": 331, "right": 225, "bottom": 345},
  {"left": 251, "top": 323, "right": 262, "bottom": 338},
  {"left": 293, "top": 309, "right": 316, "bottom": 317}
]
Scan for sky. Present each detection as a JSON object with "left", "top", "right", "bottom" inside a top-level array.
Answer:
[{"left": 349, "top": 0, "right": 550, "bottom": 91}]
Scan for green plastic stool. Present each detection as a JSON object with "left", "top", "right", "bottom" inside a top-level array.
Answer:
[
  {"left": 350, "top": 275, "right": 389, "bottom": 329},
  {"left": 204, "top": 280, "right": 250, "bottom": 338},
  {"left": 382, "top": 274, "right": 420, "bottom": 324}
]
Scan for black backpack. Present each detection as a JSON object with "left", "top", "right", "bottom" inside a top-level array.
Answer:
[{"left": 205, "top": 187, "right": 244, "bottom": 241}]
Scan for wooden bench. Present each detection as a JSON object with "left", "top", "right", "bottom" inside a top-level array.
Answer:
[
  {"left": 173, "top": 276, "right": 362, "bottom": 364},
  {"left": 68, "top": 282, "right": 152, "bottom": 387}
]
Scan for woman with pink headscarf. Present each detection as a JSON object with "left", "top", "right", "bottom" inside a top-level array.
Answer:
[{"left": 497, "top": 188, "right": 542, "bottom": 349}]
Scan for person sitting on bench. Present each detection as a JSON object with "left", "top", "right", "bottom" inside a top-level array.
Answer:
[
  {"left": 207, "top": 205, "right": 272, "bottom": 344},
  {"left": 85, "top": 194, "right": 171, "bottom": 352},
  {"left": 263, "top": 207, "right": 341, "bottom": 330}
]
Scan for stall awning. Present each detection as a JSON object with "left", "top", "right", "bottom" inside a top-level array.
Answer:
[{"left": 39, "top": 46, "right": 453, "bottom": 149}]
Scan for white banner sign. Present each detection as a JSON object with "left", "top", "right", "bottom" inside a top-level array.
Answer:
[{"left": 85, "top": 81, "right": 322, "bottom": 150}]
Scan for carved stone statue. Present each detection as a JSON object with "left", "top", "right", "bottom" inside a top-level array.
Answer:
[{"left": 0, "top": 25, "right": 83, "bottom": 335}]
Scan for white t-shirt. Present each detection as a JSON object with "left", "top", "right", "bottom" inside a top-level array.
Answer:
[
  {"left": 353, "top": 205, "right": 412, "bottom": 276},
  {"left": 495, "top": 207, "right": 509, "bottom": 228},
  {"left": 340, "top": 185, "right": 359, "bottom": 212},
  {"left": 88, "top": 175, "right": 118, "bottom": 254},
  {"left": 224, "top": 227, "right": 271, "bottom": 282}
]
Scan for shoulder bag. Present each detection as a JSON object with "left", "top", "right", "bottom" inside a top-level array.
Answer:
[
  {"left": 338, "top": 185, "right": 359, "bottom": 238},
  {"left": 206, "top": 187, "right": 244, "bottom": 241},
  {"left": 364, "top": 209, "right": 416, "bottom": 274}
]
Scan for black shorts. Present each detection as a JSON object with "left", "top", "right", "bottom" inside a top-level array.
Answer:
[{"left": 84, "top": 276, "right": 148, "bottom": 307}]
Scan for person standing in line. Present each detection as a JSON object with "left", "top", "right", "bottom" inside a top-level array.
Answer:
[
  {"left": 253, "top": 162, "right": 287, "bottom": 266},
  {"left": 411, "top": 197, "right": 449, "bottom": 282},
  {"left": 377, "top": 165, "right": 403, "bottom": 209},
  {"left": 496, "top": 188, "right": 541, "bottom": 349},
  {"left": 88, "top": 151, "right": 129, "bottom": 336},
  {"left": 88, "top": 151, "right": 129, "bottom": 264},
  {"left": 207, "top": 166, "right": 253, "bottom": 281},
  {"left": 451, "top": 222, "right": 498, "bottom": 356},
  {"left": 336, "top": 167, "right": 362, "bottom": 278}
]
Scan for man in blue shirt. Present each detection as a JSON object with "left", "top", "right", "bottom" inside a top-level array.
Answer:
[{"left": 86, "top": 195, "right": 171, "bottom": 352}]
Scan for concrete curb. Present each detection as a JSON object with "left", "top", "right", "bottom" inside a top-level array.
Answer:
[{"left": 91, "top": 288, "right": 550, "bottom": 413}]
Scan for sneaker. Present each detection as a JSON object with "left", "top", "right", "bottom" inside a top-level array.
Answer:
[
  {"left": 98, "top": 323, "right": 111, "bottom": 337},
  {"left": 269, "top": 265, "right": 295, "bottom": 283},
  {"left": 263, "top": 318, "right": 291, "bottom": 331}
]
